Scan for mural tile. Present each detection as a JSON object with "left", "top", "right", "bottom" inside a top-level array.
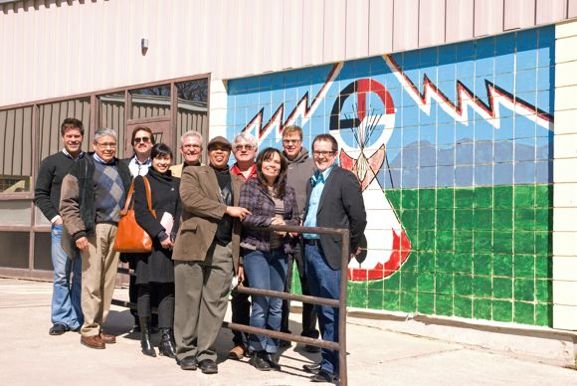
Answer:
[
  {"left": 435, "top": 294, "right": 454, "bottom": 316},
  {"left": 534, "top": 208, "right": 550, "bottom": 231},
  {"left": 514, "top": 209, "right": 536, "bottom": 231},
  {"left": 455, "top": 188, "right": 475, "bottom": 209},
  {"left": 534, "top": 185, "right": 552, "bottom": 208},
  {"left": 515, "top": 279, "right": 536, "bottom": 302},
  {"left": 454, "top": 231, "right": 473, "bottom": 253},
  {"left": 473, "top": 209, "right": 493, "bottom": 230},
  {"left": 455, "top": 165, "right": 474, "bottom": 186},
  {"left": 474, "top": 141, "right": 494, "bottom": 165},
  {"left": 436, "top": 255, "right": 454, "bottom": 273},
  {"left": 455, "top": 209, "right": 474, "bottom": 230},
  {"left": 535, "top": 257, "right": 552, "bottom": 279},
  {"left": 453, "top": 253, "right": 473, "bottom": 275},
  {"left": 402, "top": 190, "right": 419, "bottom": 210},
  {"left": 473, "top": 298, "right": 492, "bottom": 320},
  {"left": 514, "top": 254, "right": 536, "bottom": 278},
  {"left": 494, "top": 186, "right": 513, "bottom": 208},
  {"left": 419, "top": 209, "right": 436, "bottom": 230},
  {"left": 535, "top": 303, "right": 552, "bottom": 327},
  {"left": 493, "top": 300, "right": 513, "bottom": 322},
  {"left": 514, "top": 186, "right": 536, "bottom": 208},
  {"left": 536, "top": 279, "right": 552, "bottom": 303},
  {"left": 418, "top": 230, "right": 436, "bottom": 252},
  {"left": 454, "top": 274, "right": 473, "bottom": 296},
  {"left": 474, "top": 187, "right": 493, "bottom": 209},
  {"left": 494, "top": 163, "right": 514, "bottom": 185},
  {"left": 514, "top": 302, "right": 535, "bottom": 325},
  {"left": 534, "top": 231, "right": 552, "bottom": 255},
  {"left": 493, "top": 278, "right": 513, "bottom": 299},
  {"left": 474, "top": 231, "right": 493, "bottom": 252},
  {"left": 473, "top": 253, "right": 492, "bottom": 276},
  {"left": 400, "top": 291, "right": 417, "bottom": 312},
  {"left": 437, "top": 165, "right": 455, "bottom": 187},
  {"left": 419, "top": 253, "right": 435, "bottom": 271},
  {"left": 493, "top": 253, "right": 513, "bottom": 277},
  {"left": 418, "top": 292, "right": 435, "bottom": 314},
  {"left": 437, "top": 209, "right": 454, "bottom": 231},
  {"left": 382, "top": 290, "right": 400, "bottom": 310},
  {"left": 436, "top": 189, "right": 454, "bottom": 209},
  {"left": 454, "top": 296, "right": 473, "bottom": 318},
  {"left": 367, "top": 290, "right": 384, "bottom": 310},
  {"left": 493, "top": 231, "right": 513, "bottom": 254},
  {"left": 514, "top": 232, "right": 536, "bottom": 255},
  {"left": 418, "top": 273, "right": 435, "bottom": 292},
  {"left": 473, "top": 276, "right": 492, "bottom": 298}
]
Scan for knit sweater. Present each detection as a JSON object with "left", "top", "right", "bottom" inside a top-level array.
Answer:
[{"left": 34, "top": 151, "right": 84, "bottom": 222}]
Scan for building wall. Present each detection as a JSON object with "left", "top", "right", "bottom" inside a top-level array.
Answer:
[
  {"left": 1, "top": 0, "right": 577, "bottom": 107},
  {"left": 227, "top": 26, "right": 556, "bottom": 327}
]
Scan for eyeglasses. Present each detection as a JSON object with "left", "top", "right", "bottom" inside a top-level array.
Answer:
[
  {"left": 313, "top": 150, "right": 336, "bottom": 157},
  {"left": 282, "top": 139, "right": 301, "bottom": 145},
  {"left": 234, "top": 144, "right": 254, "bottom": 151},
  {"left": 134, "top": 137, "right": 151, "bottom": 144},
  {"left": 96, "top": 142, "right": 117, "bottom": 149}
]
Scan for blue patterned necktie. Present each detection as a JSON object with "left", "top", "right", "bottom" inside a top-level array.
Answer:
[{"left": 310, "top": 171, "right": 324, "bottom": 187}]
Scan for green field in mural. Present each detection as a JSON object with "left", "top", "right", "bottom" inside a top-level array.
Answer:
[{"left": 345, "top": 184, "right": 553, "bottom": 326}]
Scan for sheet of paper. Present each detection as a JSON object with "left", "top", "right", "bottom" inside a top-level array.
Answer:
[{"left": 160, "top": 212, "right": 174, "bottom": 235}]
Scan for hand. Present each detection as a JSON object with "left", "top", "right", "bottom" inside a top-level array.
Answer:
[
  {"left": 350, "top": 246, "right": 362, "bottom": 260},
  {"left": 75, "top": 236, "right": 89, "bottom": 251},
  {"left": 237, "top": 266, "right": 245, "bottom": 284},
  {"left": 52, "top": 216, "right": 63, "bottom": 226},
  {"left": 160, "top": 238, "right": 173, "bottom": 250},
  {"left": 226, "top": 206, "right": 252, "bottom": 220},
  {"left": 271, "top": 217, "right": 287, "bottom": 236}
]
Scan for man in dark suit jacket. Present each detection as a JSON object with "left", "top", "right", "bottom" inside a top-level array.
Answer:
[
  {"left": 172, "top": 136, "right": 250, "bottom": 374},
  {"left": 302, "top": 134, "right": 366, "bottom": 383}
]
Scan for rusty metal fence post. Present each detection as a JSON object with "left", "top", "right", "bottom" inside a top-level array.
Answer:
[{"left": 113, "top": 223, "right": 350, "bottom": 385}]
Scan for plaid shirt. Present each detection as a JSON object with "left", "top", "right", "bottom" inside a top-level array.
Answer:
[{"left": 239, "top": 178, "right": 300, "bottom": 252}]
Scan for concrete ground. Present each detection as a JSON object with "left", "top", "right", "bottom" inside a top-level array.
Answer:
[{"left": 1, "top": 278, "right": 577, "bottom": 386}]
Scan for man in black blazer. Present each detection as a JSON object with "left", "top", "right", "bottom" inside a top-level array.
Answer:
[{"left": 302, "top": 133, "right": 366, "bottom": 383}]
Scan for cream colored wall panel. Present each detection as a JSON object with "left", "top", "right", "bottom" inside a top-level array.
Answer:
[
  {"left": 557, "top": 19, "right": 577, "bottom": 38},
  {"left": 393, "top": 0, "right": 419, "bottom": 52},
  {"left": 554, "top": 133, "right": 577, "bottom": 158},
  {"left": 446, "top": 0, "right": 474, "bottom": 42},
  {"left": 553, "top": 159, "right": 577, "bottom": 182},
  {"left": 281, "top": 0, "right": 303, "bottom": 70},
  {"left": 536, "top": 0, "right": 567, "bottom": 25},
  {"left": 553, "top": 110, "right": 577, "bottom": 135},
  {"left": 302, "top": 0, "right": 324, "bottom": 67},
  {"left": 323, "top": 0, "right": 346, "bottom": 64},
  {"left": 555, "top": 85, "right": 577, "bottom": 111},
  {"left": 554, "top": 35, "right": 577, "bottom": 63},
  {"left": 553, "top": 304, "right": 577, "bottom": 329},
  {"left": 553, "top": 231, "right": 577, "bottom": 256},
  {"left": 553, "top": 208, "right": 577, "bottom": 232},
  {"left": 554, "top": 183, "right": 577, "bottom": 207},
  {"left": 555, "top": 60, "right": 577, "bottom": 88},
  {"left": 345, "top": 0, "right": 369, "bottom": 59},
  {"left": 419, "top": 0, "right": 446, "bottom": 47},
  {"left": 474, "top": 0, "right": 505, "bottom": 37},
  {"left": 504, "top": 0, "right": 536, "bottom": 30},
  {"left": 368, "top": 0, "right": 393, "bottom": 56}
]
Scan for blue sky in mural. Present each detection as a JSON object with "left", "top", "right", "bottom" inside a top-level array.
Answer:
[{"left": 227, "top": 26, "right": 554, "bottom": 189}]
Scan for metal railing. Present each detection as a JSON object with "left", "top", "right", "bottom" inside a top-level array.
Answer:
[{"left": 113, "top": 223, "right": 350, "bottom": 385}]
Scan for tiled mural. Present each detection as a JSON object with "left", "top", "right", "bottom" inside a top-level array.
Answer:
[{"left": 226, "top": 26, "right": 554, "bottom": 326}]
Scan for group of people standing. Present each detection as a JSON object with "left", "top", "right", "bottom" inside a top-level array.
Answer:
[{"left": 35, "top": 118, "right": 366, "bottom": 384}]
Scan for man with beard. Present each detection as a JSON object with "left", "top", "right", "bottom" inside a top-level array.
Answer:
[
  {"left": 280, "top": 125, "right": 319, "bottom": 352},
  {"left": 172, "top": 136, "right": 250, "bottom": 374}
]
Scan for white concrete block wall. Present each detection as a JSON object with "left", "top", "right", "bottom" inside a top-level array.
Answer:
[
  {"left": 553, "top": 19, "right": 577, "bottom": 330},
  {"left": 208, "top": 79, "right": 228, "bottom": 139}
]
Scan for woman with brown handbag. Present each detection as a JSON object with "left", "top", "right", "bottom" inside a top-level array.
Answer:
[{"left": 133, "top": 143, "right": 181, "bottom": 358}]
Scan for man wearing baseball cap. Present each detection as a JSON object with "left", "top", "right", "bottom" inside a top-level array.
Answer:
[{"left": 172, "top": 135, "right": 250, "bottom": 374}]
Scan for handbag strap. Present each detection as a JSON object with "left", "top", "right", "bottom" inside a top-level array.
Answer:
[{"left": 121, "top": 176, "right": 154, "bottom": 213}]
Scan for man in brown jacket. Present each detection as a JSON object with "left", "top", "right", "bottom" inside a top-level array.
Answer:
[{"left": 172, "top": 136, "right": 250, "bottom": 374}]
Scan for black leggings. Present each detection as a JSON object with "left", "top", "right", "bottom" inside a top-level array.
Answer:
[{"left": 136, "top": 283, "right": 174, "bottom": 329}]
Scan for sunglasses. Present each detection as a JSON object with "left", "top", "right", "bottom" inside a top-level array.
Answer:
[{"left": 134, "top": 137, "right": 151, "bottom": 144}]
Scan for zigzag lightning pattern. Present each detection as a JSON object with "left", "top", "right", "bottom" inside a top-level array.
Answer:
[{"left": 383, "top": 54, "right": 553, "bottom": 130}]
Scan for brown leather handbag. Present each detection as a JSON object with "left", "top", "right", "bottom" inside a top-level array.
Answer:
[{"left": 113, "top": 176, "right": 156, "bottom": 253}]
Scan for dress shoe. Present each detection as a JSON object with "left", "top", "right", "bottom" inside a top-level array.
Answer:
[
  {"left": 158, "top": 328, "right": 176, "bottom": 358},
  {"left": 81, "top": 335, "right": 106, "bottom": 349},
  {"left": 100, "top": 332, "right": 116, "bottom": 344},
  {"left": 228, "top": 345, "right": 245, "bottom": 360},
  {"left": 179, "top": 356, "right": 197, "bottom": 371},
  {"left": 303, "top": 362, "right": 322, "bottom": 374},
  {"left": 311, "top": 369, "right": 339, "bottom": 383},
  {"left": 248, "top": 352, "right": 272, "bottom": 371},
  {"left": 49, "top": 323, "right": 68, "bottom": 336},
  {"left": 198, "top": 358, "right": 218, "bottom": 374}
]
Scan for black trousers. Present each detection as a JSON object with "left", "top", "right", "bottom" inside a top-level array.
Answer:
[
  {"left": 281, "top": 245, "right": 319, "bottom": 338},
  {"left": 137, "top": 282, "right": 175, "bottom": 329},
  {"left": 231, "top": 276, "right": 251, "bottom": 346}
]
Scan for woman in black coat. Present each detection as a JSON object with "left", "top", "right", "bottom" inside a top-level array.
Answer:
[{"left": 133, "top": 143, "right": 181, "bottom": 358}]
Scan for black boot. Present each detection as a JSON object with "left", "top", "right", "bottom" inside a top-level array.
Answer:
[
  {"left": 158, "top": 328, "right": 176, "bottom": 358},
  {"left": 139, "top": 317, "right": 156, "bottom": 357}
]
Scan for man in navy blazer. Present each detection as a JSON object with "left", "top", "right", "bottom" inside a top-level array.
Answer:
[{"left": 302, "top": 133, "right": 366, "bottom": 383}]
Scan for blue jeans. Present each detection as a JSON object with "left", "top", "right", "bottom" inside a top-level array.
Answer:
[
  {"left": 51, "top": 224, "right": 83, "bottom": 329},
  {"left": 304, "top": 243, "right": 341, "bottom": 375},
  {"left": 243, "top": 248, "right": 288, "bottom": 354}
]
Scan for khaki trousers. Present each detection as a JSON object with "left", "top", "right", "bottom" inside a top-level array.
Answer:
[
  {"left": 174, "top": 241, "right": 233, "bottom": 362},
  {"left": 80, "top": 223, "right": 119, "bottom": 337}
]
